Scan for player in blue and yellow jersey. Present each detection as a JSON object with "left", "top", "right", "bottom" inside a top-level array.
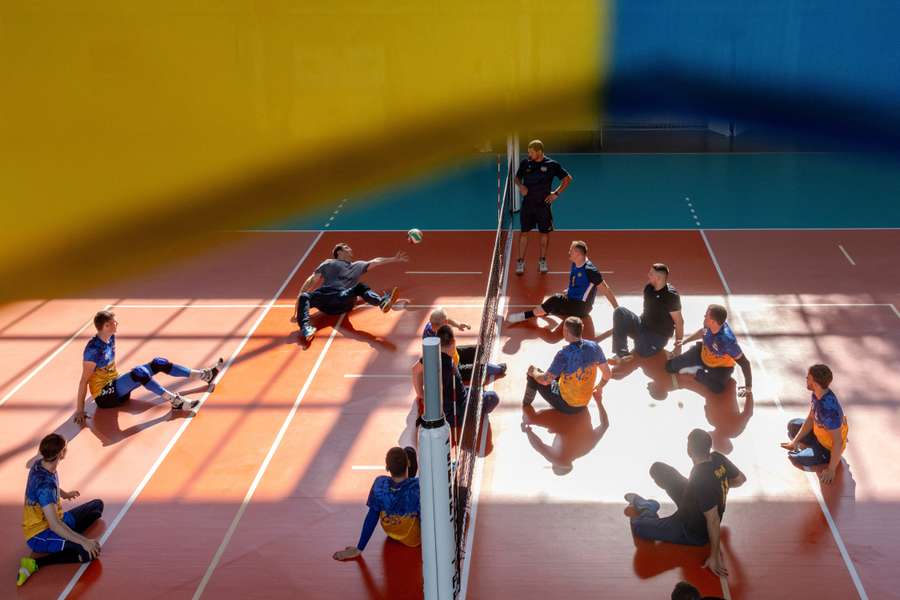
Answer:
[
  {"left": 523, "top": 316, "right": 611, "bottom": 414},
  {"left": 781, "top": 364, "right": 849, "bottom": 484},
  {"left": 73, "top": 310, "right": 224, "bottom": 425},
  {"left": 17, "top": 434, "right": 104, "bottom": 587},
  {"left": 665, "top": 304, "right": 753, "bottom": 398},
  {"left": 333, "top": 447, "right": 420, "bottom": 561},
  {"left": 506, "top": 241, "right": 618, "bottom": 328}
]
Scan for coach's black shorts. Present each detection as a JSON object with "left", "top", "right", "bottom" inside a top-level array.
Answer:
[
  {"left": 540, "top": 294, "right": 591, "bottom": 318},
  {"left": 520, "top": 198, "right": 553, "bottom": 233}
]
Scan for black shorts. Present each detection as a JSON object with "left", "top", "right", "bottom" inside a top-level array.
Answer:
[
  {"left": 520, "top": 198, "right": 553, "bottom": 233},
  {"left": 94, "top": 380, "right": 130, "bottom": 409},
  {"left": 541, "top": 294, "right": 591, "bottom": 318}
]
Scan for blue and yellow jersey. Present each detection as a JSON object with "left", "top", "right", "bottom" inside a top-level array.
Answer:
[
  {"left": 548, "top": 340, "right": 606, "bottom": 407},
  {"left": 22, "top": 462, "right": 63, "bottom": 540},
  {"left": 368, "top": 476, "right": 421, "bottom": 547},
  {"left": 811, "top": 390, "right": 849, "bottom": 451},
  {"left": 700, "top": 323, "right": 743, "bottom": 368},
  {"left": 83, "top": 335, "right": 118, "bottom": 397}
]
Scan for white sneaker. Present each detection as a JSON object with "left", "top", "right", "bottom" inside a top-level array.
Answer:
[
  {"left": 506, "top": 312, "right": 526, "bottom": 324},
  {"left": 515, "top": 259, "right": 525, "bottom": 275},
  {"left": 171, "top": 394, "right": 200, "bottom": 411},
  {"left": 200, "top": 358, "right": 225, "bottom": 384},
  {"left": 538, "top": 258, "right": 548, "bottom": 273}
]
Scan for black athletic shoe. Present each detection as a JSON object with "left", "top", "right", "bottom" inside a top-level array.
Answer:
[{"left": 301, "top": 325, "right": 316, "bottom": 345}]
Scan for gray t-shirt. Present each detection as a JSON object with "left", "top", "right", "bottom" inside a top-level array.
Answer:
[{"left": 315, "top": 259, "right": 369, "bottom": 291}]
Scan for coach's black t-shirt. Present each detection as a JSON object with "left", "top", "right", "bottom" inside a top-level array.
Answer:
[
  {"left": 641, "top": 283, "right": 682, "bottom": 338},
  {"left": 516, "top": 157, "right": 569, "bottom": 204},
  {"left": 675, "top": 452, "right": 740, "bottom": 539}
]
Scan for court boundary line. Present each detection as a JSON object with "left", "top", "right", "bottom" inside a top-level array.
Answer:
[
  {"left": 699, "top": 229, "right": 869, "bottom": 600},
  {"left": 57, "top": 231, "right": 325, "bottom": 600},
  {"left": 0, "top": 303, "right": 111, "bottom": 409},
  {"left": 458, "top": 216, "right": 514, "bottom": 600},
  {"left": 192, "top": 313, "right": 345, "bottom": 599},
  {"left": 237, "top": 227, "right": 900, "bottom": 233},
  {"left": 837, "top": 244, "right": 857, "bottom": 266}
]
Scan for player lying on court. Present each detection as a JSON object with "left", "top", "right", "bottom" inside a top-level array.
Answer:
[
  {"left": 664, "top": 304, "right": 753, "bottom": 398},
  {"left": 781, "top": 364, "right": 849, "bottom": 484},
  {"left": 17, "top": 434, "right": 104, "bottom": 587},
  {"left": 423, "top": 307, "right": 506, "bottom": 382},
  {"left": 74, "top": 311, "right": 223, "bottom": 425},
  {"left": 333, "top": 447, "right": 420, "bottom": 561},
  {"left": 523, "top": 317, "right": 611, "bottom": 414},
  {"left": 506, "top": 240, "right": 617, "bottom": 328},
  {"left": 291, "top": 242, "right": 407, "bottom": 344}
]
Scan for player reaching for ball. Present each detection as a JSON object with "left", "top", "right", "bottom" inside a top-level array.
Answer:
[{"left": 291, "top": 242, "right": 408, "bottom": 345}]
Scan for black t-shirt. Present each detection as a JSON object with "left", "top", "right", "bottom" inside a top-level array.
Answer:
[
  {"left": 675, "top": 452, "right": 740, "bottom": 538},
  {"left": 516, "top": 157, "right": 569, "bottom": 204},
  {"left": 641, "top": 283, "right": 681, "bottom": 338},
  {"left": 419, "top": 352, "right": 467, "bottom": 422}
]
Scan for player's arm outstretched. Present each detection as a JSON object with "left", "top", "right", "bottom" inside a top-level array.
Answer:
[{"left": 366, "top": 251, "right": 409, "bottom": 270}]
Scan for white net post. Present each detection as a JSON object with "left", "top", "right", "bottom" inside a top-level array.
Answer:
[{"left": 418, "top": 337, "right": 456, "bottom": 599}]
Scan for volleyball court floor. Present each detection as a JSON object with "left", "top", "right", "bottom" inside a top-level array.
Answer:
[{"left": 1, "top": 220, "right": 898, "bottom": 599}]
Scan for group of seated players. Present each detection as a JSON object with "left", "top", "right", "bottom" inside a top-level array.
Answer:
[{"left": 17, "top": 240, "right": 851, "bottom": 597}]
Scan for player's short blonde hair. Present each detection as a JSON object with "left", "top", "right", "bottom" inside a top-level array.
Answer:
[
  {"left": 527, "top": 139, "right": 544, "bottom": 152},
  {"left": 429, "top": 307, "right": 448, "bottom": 326}
]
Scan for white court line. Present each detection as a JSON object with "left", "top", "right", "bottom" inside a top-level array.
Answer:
[
  {"left": 344, "top": 374, "right": 407, "bottom": 379},
  {"left": 699, "top": 229, "right": 869, "bottom": 600},
  {"left": 192, "top": 313, "right": 345, "bottom": 600},
  {"left": 58, "top": 231, "right": 325, "bottom": 600},
  {"left": 0, "top": 303, "right": 111, "bottom": 409},
  {"left": 837, "top": 244, "right": 857, "bottom": 266},
  {"left": 235, "top": 227, "right": 900, "bottom": 233},
  {"left": 406, "top": 271, "right": 483, "bottom": 275},
  {"left": 892, "top": 304, "right": 900, "bottom": 321}
]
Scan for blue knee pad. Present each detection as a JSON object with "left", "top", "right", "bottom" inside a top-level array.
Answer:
[
  {"left": 129, "top": 365, "right": 152, "bottom": 385},
  {"left": 149, "top": 357, "right": 173, "bottom": 374}
]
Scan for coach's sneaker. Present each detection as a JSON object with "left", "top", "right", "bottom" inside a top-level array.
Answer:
[
  {"left": 515, "top": 259, "right": 525, "bottom": 275},
  {"left": 624, "top": 493, "right": 660, "bottom": 516},
  {"left": 200, "top": 358, "right": 225, "bottom": 384},
  {"left": 17, "top": 557, "right": 37, "bottom": 587},
  {"left": 380, "top": 287, "right": 399, "bottom": 313},
  {"left": 538, "top": 257, "right": 548, "bottom": 273},
  {"left": 171, "top": 394, "right": 199, "bottom": 411},
  {"left": 505, "top": 312, "right": 526, "bottom": 324}
]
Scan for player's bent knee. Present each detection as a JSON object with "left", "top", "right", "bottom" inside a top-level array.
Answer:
[
  {"left": 129, "top": 365, "right": 151, "bottom": 384},
  {"left": 150, "top": 357, "right": 173, "bottom": 374}
]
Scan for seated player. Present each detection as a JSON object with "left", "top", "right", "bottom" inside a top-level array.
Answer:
[
  {"left": 412, "top": 325, "right": 500, "bottom": 429},
  {"left": 17, "top": 434, "right": 104, "bottom": 587},
  {"left": 781, "top": 364, "right": 849, "bottom": 484},
  {"left": 523, "top": 317, "right": 610, "bottom": 414},
  {"left": 664, "top": 304, "right": 753, "bottom": 397},
  {"left": 609, "top": 263, "right": 684, "bottom": 365},
  {"left": 74, "top": 311, "right": 223, "bottom": 425},
  {"left": 423, "top": 307, "right": 506, "bottom": 382},
  {"left": 291, "top": 243, "right": 407, "bottom": 344},
  {"left": 333, "top": 447, "right": 420, "bottom": 561},
  {"left": 671, "top": 581, "right": 725, "bottom": 600},
  {"left": 506, "top": 241, "right": 617, "bottom": 327},
  {"left": 625, "top": 429, "right": 746, "bottom": 578}
]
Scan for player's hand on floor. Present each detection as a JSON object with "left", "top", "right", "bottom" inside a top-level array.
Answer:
[
  {"left": 74, "top": 411, "right": 88, "bottom": 426},
  {"left": 780, "top": 441, "right": 797, "bottom": 452},
  {"left": 333, "top": 546, "right": 361, "bottom": 561},
  {"left": 820, "top": 466, "right": 837, "bottom": 484},
  {"left": 83, "top": 538, "right": 101, "bottom": 559},
  {"left": 704, "top": 552, "right": 728, "bottom": 577}
]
